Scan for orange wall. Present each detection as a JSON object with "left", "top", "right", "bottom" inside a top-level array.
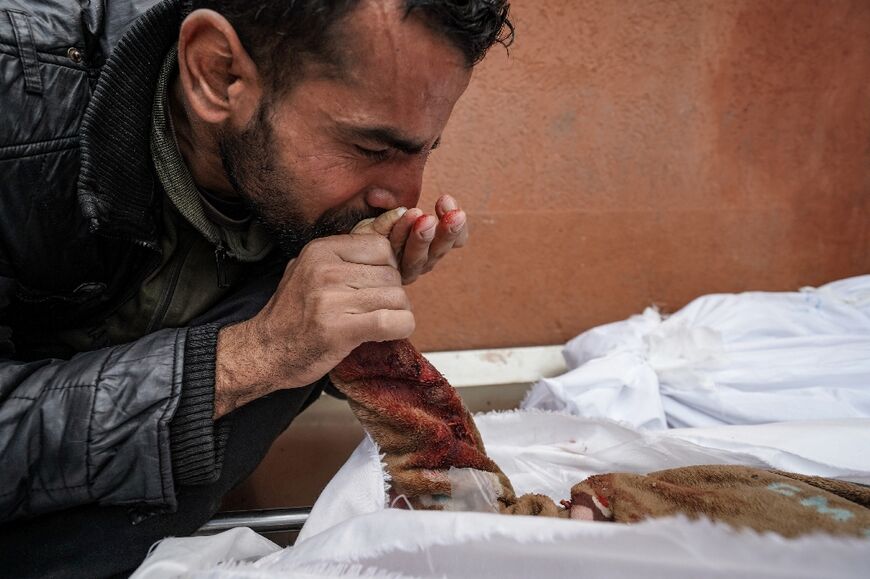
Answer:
[{"left": 407, "top": 0, "right": 870, "bottom": 352}]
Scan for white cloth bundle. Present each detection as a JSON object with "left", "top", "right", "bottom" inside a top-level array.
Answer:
[
  {"left": 131, "top": 277, "right": 870, "bottom": 577},
  {"left": 522, "top": 276, "right": 870, "bottom": 429},
  {"left": 133, "top": 412, "right": 870, "bottom": 578}
]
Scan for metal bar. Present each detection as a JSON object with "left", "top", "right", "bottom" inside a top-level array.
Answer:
[{"left": 195, "top": 507, "right": 311, "bottom": 535}]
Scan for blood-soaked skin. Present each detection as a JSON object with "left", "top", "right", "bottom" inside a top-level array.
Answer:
[{"left": 330, "top": 339, "right": 519, "bottom": 510}]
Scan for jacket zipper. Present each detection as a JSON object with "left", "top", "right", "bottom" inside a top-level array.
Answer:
[
  {"left": 214, "top": 245, "right": 230, "bottom": 289},
  {"left": 214, "top": 228, "right": 231, "bottom": 289}
]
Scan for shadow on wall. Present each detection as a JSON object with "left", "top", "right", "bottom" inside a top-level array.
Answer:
[{"left": 408, "top": 0, "right": 870, "bottom": 351}]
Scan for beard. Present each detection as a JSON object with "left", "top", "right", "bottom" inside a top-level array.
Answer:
[{"left": 218, "top": 103, "right": 380, "bottom": 258}]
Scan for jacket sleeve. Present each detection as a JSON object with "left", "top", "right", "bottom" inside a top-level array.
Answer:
[{"left": 0, "top": 275, "right": 225, "bottom": 523}]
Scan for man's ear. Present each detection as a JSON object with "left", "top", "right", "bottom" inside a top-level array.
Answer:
[{"left": 177, "top": 9, "right": 262, "bottom": 128}]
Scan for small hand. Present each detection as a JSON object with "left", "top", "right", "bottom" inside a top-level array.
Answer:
[{"left": 387, "top": 195, "right": 469, "bottom": 285}]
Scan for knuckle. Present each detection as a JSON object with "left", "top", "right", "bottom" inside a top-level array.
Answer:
[
  {"left": 312, "top": 289, "right": 340, "bottom": 314},
  {"left": 386, "top": 287, "right": 410, "bottom": 309},
  {"left": 319, "top": 264, "right": 344, "bottom": 285},
  {"left": 401, "top": 311, "right": 416, "bottom": 337},
  {"left": 298, "top": 241, "right": 330, "bottom": 267},
  {"left": 373, "top": 310, "right": 392, "bottom": 335}
]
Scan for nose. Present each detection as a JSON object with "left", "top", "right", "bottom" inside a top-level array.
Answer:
[{"left": 365, "top": 156, "right": 426, "bottom": 211}]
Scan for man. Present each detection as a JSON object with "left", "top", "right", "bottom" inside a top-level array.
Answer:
[{"left": 0, "top": 0, "right": 512, "bottom": 575}]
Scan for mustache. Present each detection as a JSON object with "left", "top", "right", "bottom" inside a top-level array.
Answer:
[
  {"left": 251, "top": 203, "right": 386, "bottom": 258},
  {"left": 314, "top": 205, "right": 385, "bottom": 237}
]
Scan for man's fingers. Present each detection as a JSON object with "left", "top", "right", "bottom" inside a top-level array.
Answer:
[
  {"left": 343, "top": 287, "right": 411, "bottom": 314},
  {"left": 318, "top": 234, "right": 399, "bottom": 269},
  {"left": 401, "top": 215, "right": 437, "bottom": 284},
  {"left": 435, "top": 194, "right": 458, "bottom": 219},
  {"left": 346, "top": 309, "right": 416, "bottom": 344},
  {"left": 331, "top": 263, "right": 402, "bottom": 289},
  {"left": 389, "top": 207, "right": 422, "bottom": 258},
  {"left": 351, "top": 206, "right": 408, "bottom": 236},
  {"left": 336, "top": 197, "right": 467, "bottom": 284},
  {"left": 434, "top": 196, "right": 468, "bottom": 248},
  {"left": 453, "top": 222, "right": 469, "bottom": 249},
  {"left": 427, "top": 209, "right": 466, "bottom": 261},
  {"left": 450, "top": 209, "right": 469, "bottom": 249}
]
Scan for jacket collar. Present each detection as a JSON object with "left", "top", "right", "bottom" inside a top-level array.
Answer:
[{"left": 77, "top": 0, "right": 186, "bottom": 250}]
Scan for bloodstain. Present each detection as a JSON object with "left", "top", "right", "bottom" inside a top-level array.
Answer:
[{"left": 330, "top": 339, "right": 515, "bottom": 503}]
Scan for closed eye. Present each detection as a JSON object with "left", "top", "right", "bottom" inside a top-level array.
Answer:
[{"left": 355, "top": 145, "right": 392, "bottom": 162}]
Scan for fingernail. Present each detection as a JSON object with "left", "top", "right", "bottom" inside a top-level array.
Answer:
[
  {"left": 418, "top": 217, "right": 436, "bottom": 240},
  {"left": 446, "top": 210, "right": 465, "bottom": 234},
  {"left": 442, "top": 195, "right": 458, "bottom": 212},
  {"left": 395, "top": 207, "right": 407, "bottom": 217}
]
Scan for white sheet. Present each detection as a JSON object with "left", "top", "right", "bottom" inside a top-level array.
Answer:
[
  {"left": 522, "top": 275, "right": 870, "bottom": 429},
  {"left": 134, "top": 412, "right": 870, "bottom": 578}
]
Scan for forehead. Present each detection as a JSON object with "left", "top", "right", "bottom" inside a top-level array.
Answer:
[{"left": 284, "top": 0, "right": 472, "bottom": 139}]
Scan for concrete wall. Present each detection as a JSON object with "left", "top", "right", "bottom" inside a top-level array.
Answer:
[{"left": 408, "top": 0, "right": 870, "bottom": 352}]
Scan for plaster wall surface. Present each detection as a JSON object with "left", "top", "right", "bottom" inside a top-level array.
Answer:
[{"left": 407, "top": 0, "right": 870, "bottom": 352}]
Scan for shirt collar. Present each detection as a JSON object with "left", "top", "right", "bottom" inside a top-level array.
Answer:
[{"left": 150, "top": 44, "right": 274, "bottom": 262}]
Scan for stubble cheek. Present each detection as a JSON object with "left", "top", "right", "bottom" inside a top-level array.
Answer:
[{"left": 297, "top": 154, "right": 376, "bottom": 208}]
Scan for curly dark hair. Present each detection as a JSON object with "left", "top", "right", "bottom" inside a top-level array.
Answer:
[
  {"left": 403, "top": 0, "right": 514, "bottom": 65},
  {"left": 189, "top": 0, "right": 513, "bottom": 92}
]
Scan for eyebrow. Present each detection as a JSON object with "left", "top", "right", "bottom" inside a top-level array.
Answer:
[{"left": 339, "top": 123, "right": 440, "bottom": 155}]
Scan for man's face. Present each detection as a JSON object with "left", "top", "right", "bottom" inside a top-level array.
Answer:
[{"left": 218, "top": 0, "right": 472, "bottom": 256}]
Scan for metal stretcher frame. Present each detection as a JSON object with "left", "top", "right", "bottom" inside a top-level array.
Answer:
[{"left": 197, "top": 507, "right": 312, "bottom": 535}]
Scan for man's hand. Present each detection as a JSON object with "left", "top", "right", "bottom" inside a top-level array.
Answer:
[
  {"left": 387, "top": 194, "right": 468, "bottom": 285},
  {"left": 214, "top": 233, "right": 413, "bottom": 418},
  {"left": 213, "top": 196, "right": 467, "bottom": 417}
]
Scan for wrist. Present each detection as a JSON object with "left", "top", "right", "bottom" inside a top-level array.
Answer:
[{"left": 215, "top": 319, "right": 270, "bottom": 418}]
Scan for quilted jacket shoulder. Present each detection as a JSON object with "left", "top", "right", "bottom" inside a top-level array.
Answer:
[{"left": 0, "top": 0, "right": 226, "bottom": 523}]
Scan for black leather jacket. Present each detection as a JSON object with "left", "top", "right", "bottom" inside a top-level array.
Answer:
[{"left": 0, "top": 0, "right": 244, "bottom": 522}]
